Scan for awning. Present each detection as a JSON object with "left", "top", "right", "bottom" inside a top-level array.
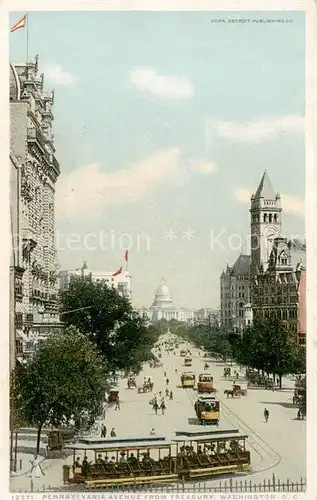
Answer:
[{"left": 15, "top": 302, "right": 28, "bottom": 314}]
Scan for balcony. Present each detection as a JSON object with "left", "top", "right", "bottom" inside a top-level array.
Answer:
[
  {"left": 49, "top": 153, "right": 60, "bottom": 176},
  {"left": 27, "top": 127, "right": 48, "bottom": 156}
]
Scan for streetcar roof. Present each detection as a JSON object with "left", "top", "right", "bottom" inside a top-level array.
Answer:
[
  {"left": 175, "top": 429, "right": 240, "bottom": 437},
  {"left": 172, "top": 432, "right": 248, "bottom": 443},
  {"left": 66, "top": 438, "right": 171, "bottom": 451},
  {"left": 199, "top": 373, "right": 213, "bottom": 377},
  {"left": 197, "top": 394, "right": 216, "bottom": 400}
]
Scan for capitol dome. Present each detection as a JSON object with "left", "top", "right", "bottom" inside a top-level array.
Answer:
[{"left": 150, "top": 278, "right": 174, "bottom": 309}]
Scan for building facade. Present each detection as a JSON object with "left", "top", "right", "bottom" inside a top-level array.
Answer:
[
  {"left": 10, "top": 56, "right": 62, "bottom": 359},
  {"left": 148, "top": 278, "right": 194, "bottom": 323},
  {"left": 250, "top": 172, "right": 306, "bottom": 341},
  {"left": 10, "top": 154, "right": 25, "bottom": 370},
  {"left": 220, "top": 254, "right": 251, "bottom": 330},
  {"left": 194, "top": 308, "right": 220, "bottom": 327},
  {"left": 59, "top": 263, "right": 132, "bottom": 301}
]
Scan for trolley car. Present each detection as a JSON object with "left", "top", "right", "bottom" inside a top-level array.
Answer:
[
  {"left": 197, "top": 373, "right": 214, "bottom": 393},
  {"left": 194, "top": 395, "right": 220, "bottom": 425},
  {"left": 184, "top": 357, "right": 192, "bottom": 367},
  {"left": 181, "top": 372, "right": 196, "bottom": 388},
  {"left": 63, "top": 432, "right": 251, "bottom": 488}
]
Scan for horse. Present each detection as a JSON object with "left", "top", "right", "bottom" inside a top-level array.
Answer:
[{"left": 224, "top": 390, "right": 234, "bottom": 398}]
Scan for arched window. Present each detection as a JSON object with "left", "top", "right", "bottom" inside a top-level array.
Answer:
[
  {"left": 263, "top": 213, "right": 268, "bottom": 223},
  {"left": 269, "top": 214, "right": 272, "bottom": 223},
  {"left": 274, "top": 214, "right": 278, "bottom": 223}
]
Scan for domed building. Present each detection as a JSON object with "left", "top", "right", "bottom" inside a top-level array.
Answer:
[{"left": 148, "top": 278, "right": 194, "bottom": 323}]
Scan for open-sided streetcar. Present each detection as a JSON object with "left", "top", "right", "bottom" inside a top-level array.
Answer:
[{"left": 63, "top": 432, "right": 251, "bottom": 488}]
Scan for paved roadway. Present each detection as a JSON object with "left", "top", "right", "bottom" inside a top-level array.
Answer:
[{"left": 10, "top": 334, "right": 306, "bottom": 492}]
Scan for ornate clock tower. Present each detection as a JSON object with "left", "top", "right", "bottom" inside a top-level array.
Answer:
[{"left": 250, "top": 171, "right": 282, "bottom": 275}]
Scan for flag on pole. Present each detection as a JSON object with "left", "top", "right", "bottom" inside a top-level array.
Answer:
[
  {"left": 112, "top": 266, "right": 123, "bottom": 277},
  {"left": 10, "top": 14, "right": 26, "bottom": 33},
  {"left": 124, "top": 250, "right": 129, "bottom": 262}
]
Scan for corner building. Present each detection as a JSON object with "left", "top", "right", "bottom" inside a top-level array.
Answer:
[
  {"left": 10, "top": 56, "right": 61, "bottom": 358},
  {"left": 250, "top": 172, "right": 306, "bottom": 343}
]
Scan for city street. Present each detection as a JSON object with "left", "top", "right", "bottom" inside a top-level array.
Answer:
[{"left": 10, "top": 334, "right": 305, "bottom": 492}]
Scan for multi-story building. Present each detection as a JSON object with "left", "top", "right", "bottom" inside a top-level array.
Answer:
[
  {"left": 250, "top": 172, "right": 306, "bottom": 341},
  {"left": 10, "top": 153, "right": 25, "bottom": 370},
  {"left": 10, "top": 56, "right": 62, "bottom": 357},
  {"left": 148, "top": 278, "right": 195, "bottom": 323},
  {"left": 59, "top": 263, "right": 132, "bottom": 301},
  {"left": 220, "top": 254, "right": 251, "bottom": 330},
  {"left": 194, "top": 308, "right": 220, "bottom": 327}
]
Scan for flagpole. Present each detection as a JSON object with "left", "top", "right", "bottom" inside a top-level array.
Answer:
[{"left": 26, "top": 13, "right": 29, "bottom": 62}]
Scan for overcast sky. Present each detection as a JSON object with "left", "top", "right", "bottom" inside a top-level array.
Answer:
[{"left": 10, "top": 11, "right": 305, "bottom": 309}]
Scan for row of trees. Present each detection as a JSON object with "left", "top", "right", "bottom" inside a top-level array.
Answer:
[
  {"left": 169, "top": 317, "right": 305, "bottom": 389},
  {"left": 12, "top": 277, "right": 161, "bottom": 452}
]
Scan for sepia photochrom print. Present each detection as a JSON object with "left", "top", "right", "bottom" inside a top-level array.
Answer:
[{"left": 3, "top": 1, "right": 316, "bottom": 498}]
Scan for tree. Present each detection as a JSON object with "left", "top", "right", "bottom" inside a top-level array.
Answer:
[
  {"left": 233, "top": 317, "right": 304, "bottom": 388},
  {"left": 60, "top": 277, "right": 153, "bottom": 373},
  {"left": 14, "top": 327, "right": 108, "bottom": 453}
]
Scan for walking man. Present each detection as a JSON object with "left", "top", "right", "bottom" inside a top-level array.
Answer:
[
  {"left": 153, "top": 398, "right": 159, "bottom": 415},
  {"left": 264, "top": 408, "right": 270, "bottom": 422},
  {"left": 101, "top": 424, "right": 107, "bottom": 438},
  {"left": 161, "top": 399, "right": 166, "bottom": 415},
  {"left": 115, "top": 396, "right": 120, "bottom": 410}
]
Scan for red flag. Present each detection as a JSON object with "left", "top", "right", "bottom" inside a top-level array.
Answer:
[
  {"left": 112, "top": 266, "right": 123, "bottom": 277},
  {"left": 10, "top": 15, "right": 26, "bottom": 33},
  {"left": 124, "top": 250, "right": 129, "bottom": 262}
]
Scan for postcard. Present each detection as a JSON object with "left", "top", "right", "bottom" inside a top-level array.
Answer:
[{"left": 2, "top": 1, "right": 315, "bottom": 498}]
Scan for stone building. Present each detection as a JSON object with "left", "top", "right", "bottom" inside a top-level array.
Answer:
[
  {"left": 59, "top": 263, "right": 132, "bottom": 301},
  {"left": 148, "top": 278, "right": 194, "bottom": 323},
  {"left": 220, "top": 254, "right": 251, "bottom": 330},
  {"left": 10, "top": 154, "right": 25, "bottom": 370},
  {"left": 10, "top": 56, "right": 61, "bottom": 358},
  {"left": 250, "top": 172, "right": 306, "bottom": 342},
  {"left": 194, "top": 308, "right": 220, "bottom": 327}
]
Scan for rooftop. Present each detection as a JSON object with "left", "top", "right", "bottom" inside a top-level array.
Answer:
[
  {"left": 231, "top": 254, "right": 251, "bottom": 276},
  {"left": 253, "top": 171, "right": 277, "bottom": 200}
]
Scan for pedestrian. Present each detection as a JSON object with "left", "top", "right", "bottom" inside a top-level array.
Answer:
[
  {"left": 150, "top": 428, "right": 155, "bottom": 435},
  {"left": 164, "top": 371, "right": 167, "bottom": 377},
  {"left": 161, "top": 400, "right": 166, "bottom": 415},
  {"left": 169, "top": 390, "right": 173, "bottom": 400},
  {"left": 159, "top": 391, "right": 162, "bottom": 397},
  {"left": 165, "top": 388, "right": 169, "bottom": 397},
  {"left": 101, "top": 424, "right": 107, "bottom": 438},
  {"left": 29, "top": 454, "right": 45, "bottom": 478},
  {"left": 110, "top": 428, "right": 116, "bottom": 437},
  {"left": 166, "top": 378, "right": 169, "bottom": 386},
  {"left": 153, "top": 399, "right": 159, "bottom": 415},
  {"left": 264, "top": 408, "right": 270, "bottom": 422},
  {"left": 115, "top": 396, "right": 120, "bottom": 410}
]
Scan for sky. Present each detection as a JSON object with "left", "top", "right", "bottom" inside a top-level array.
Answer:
[{"left": 9, "top": 10, "right": 306, "bottom": 309}]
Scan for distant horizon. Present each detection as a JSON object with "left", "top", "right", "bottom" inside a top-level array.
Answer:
[{"left": 10, "top": 11, "right": 305, "bottom": 308}]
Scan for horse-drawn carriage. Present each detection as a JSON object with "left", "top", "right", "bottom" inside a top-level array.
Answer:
[
  {"left": 246, "top": 369, "right": 275, "bottom": 389},
  {"left": 108, "top": 390, "right": 119, "bottom": 403},
  {"left": 223, "top": 367, "right": 231, "bottom": 378},
  {"left": 138, "top": 378, "right": 154, "bottom": 393},
  {"left": 224, "top": 384, "right": 246, "bottom": 398},
  {"left": 127, "top": 376, "right": 136, "bottom": 389}
]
